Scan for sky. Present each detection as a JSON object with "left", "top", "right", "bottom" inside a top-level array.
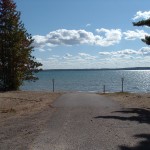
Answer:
[{"left": 14, "top": 0, "right": 150, "bottom": 69}]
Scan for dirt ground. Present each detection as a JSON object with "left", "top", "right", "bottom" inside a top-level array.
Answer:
[
  {"left": 0, "top": 91, "right": 150, "bottom": 149},
  {"left": 0, "top": 91, "right": 62, "bottom": 150},
  {"left": 103, "top": 92, "right": 150, "bottom": 109}
]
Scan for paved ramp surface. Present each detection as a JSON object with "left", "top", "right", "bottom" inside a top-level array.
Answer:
[{"left": 30, "top": 93, "right": 150, "bottom": 150}]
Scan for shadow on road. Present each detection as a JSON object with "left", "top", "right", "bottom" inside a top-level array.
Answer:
[
  {"left": 94, "top": 108, "right": 150, "bottom": 150},
  {"left": 119, "top": 134, "right": 150, "bottom": 150},
  {"left": 94, "top": 108, "right": 150, "bottom": 124}
]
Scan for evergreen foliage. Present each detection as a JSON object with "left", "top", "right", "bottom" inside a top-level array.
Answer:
[
  {"left": 0, "top": 0, "right": 42, "bottom": 91},
  {"left": 133, "top": 18, "right": 150, "bottom": 45}
]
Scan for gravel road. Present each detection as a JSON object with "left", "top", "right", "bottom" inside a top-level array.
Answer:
[{"left": 30, "top": 92, "right": 150, "bottom": 150}]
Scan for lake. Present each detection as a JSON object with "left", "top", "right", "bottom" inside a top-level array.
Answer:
[{"left": 21, "top": 70, "right": 150, "bottom": 93}]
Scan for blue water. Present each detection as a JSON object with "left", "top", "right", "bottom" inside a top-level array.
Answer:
[{"left": 21, "top": 70, "right": 150, "bottom": 93}]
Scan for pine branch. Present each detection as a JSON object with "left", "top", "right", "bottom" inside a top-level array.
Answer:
[
  {"left": 133, "top": 18, "right": 150, "bottom": 27},
  {"left": 142, "top": 35, "right": 150, "bottom": 45}
]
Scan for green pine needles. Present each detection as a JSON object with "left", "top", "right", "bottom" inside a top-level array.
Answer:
[
  {"left": 0, "top": 0, "right": 42, "bottom": 91},
  {"left": 133, "top": 17, "right": 150, "bottom": 45}
]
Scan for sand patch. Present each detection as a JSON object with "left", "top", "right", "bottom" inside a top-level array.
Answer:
[
  {"left": 0, "top": 91, "right": 63, "bottom": 150},
  {"left": 103, "top": 92, "right": 150, "bottom": 109},
  {"left": 0, "top": 91, "right": 62, "bottom": 121}
]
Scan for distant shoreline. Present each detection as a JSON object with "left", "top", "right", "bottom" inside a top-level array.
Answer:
[{"left": 42, "top": 67, "right": 150, "bottom": 71}]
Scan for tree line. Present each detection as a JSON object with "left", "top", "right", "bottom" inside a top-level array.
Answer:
[{"left": 0, "top": 0, "right": 42, "bottom": 91}]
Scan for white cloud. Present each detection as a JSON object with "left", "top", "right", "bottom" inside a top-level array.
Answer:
[
  {"left": 62, "top": 52, "right": 97, "bottom": 61},
  {"left": 33, "top": 35, "right": 47, "bottom": 44},
  {"left": 34, "top": 48, "right": 46, "bottom": 52},
  {"left": 96, "top": 28, "right": 122, "bottom": 45},
  {"left": 47, "top": 57, "right": 58, "bottom": 61},
  {"left": 123, "top": 29, "right": 149, "bottom": 40},
  {"left": 133, "top": 11, "right": 150, "bottom": 20},
  {"left": 86, "top": 24, "right": 91, "bottom": 27},
  {"left": 33, "top": 35, "right": 47, "bottom": 48},
  {"left": 33, "top": 29, "right": 150, "bottom": 50},
  {"left": 139, "top": 47, "right": 150, "bottom": 55},
  {"left": 38, "top": 48, "right": 45, "bottom": 52},
  {"left": 37, "top": 47, "right": 150, "bottom": 69},
  {"left": 98, "top": 52, "right": 112, "bottom": 55},
  {"left": 52, "top": 55, "right": 60, "bottom": 58},
  {"left": 65, "top": 53, "right": 72, "bottom": 57},
  {"left": 99, "top": 49, "right": 138, "bottom": 57},
  {"left": 99, "top": 47, "right": 150, "bottom": 57},
  {"left": 78, "top": 53, "right": 90, "bottom": 57},
  {"left": 33, "top": 28, "right": 122, "bottom": 48},
  {"left": 63, "top": 53, "right": 73, "bottom": 60},
  {"left": 40, "top": 53, "right": 98, "bottom": 69},
  {"left": 78, "top": 53, "right": 97, "bottom": 60}
]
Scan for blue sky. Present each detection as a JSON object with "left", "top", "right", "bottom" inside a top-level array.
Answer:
[{"left": 14, "top": 0, "right": 150, "bottom": 69}]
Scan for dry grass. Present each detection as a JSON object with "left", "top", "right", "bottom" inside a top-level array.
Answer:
[{"left": 0, "top": 91, "right": 62, "bottom": 121}]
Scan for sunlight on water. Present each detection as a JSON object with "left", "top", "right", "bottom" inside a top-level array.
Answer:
[{"left": 21, "top": 70, "right": 150, "bottom": 93}]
